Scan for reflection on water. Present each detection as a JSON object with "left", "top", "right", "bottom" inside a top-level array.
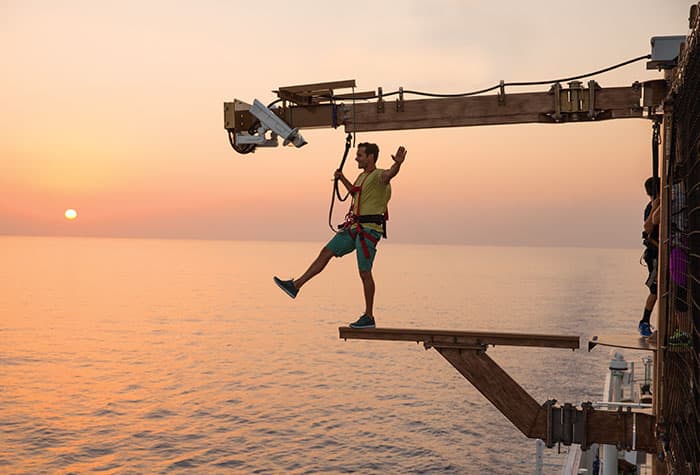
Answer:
[{"left": 0, "top": 237, "right": 649, "bottom": 473}]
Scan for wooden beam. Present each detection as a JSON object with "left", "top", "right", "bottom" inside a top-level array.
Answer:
[
  {"left": 226, "top": 84, "right": 648, "bottom": 134},
  {"left": 339, "top": 327, "right": 580, "bottom": 350},
  {"left": 436, "top": 350, "right": 656, "bottom": 451},
  {"left": 437, "top": 348, "right": 547, "bottom": 438},
  {"left": 342, "top": 87, "right": 642, "bottom": 132},
  {"left": 278, "top": 79, "right": 356, "bottom": 94},
  {"left": 585, "top": 409, "right": 656, "bottom": 453}
]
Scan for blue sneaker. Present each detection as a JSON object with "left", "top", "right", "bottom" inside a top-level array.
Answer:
[
  {"left": 273, "top": 276, "right": 298, "bottom": 299},
  {"left": 638, "top": 321, "right": 652, "bottom": 338},
  {"left": 349, "top": 314, "right": 376, "bottom": 328}
]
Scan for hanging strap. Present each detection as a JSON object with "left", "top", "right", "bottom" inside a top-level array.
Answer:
[
  {"left": 652, "top": 118, "right": 660, "bottom": 181},
  {"left": 328, "top": 134, "right": 354, "bottom": 233}
]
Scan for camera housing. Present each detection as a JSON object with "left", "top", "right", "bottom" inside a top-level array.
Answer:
[{"left": 235, "top": 99, "right": 307, "bottom": 148}]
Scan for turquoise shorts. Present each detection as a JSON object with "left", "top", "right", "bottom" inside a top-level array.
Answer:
[{"left": 325, "top": 227, "right": 382, "bottom": 271}]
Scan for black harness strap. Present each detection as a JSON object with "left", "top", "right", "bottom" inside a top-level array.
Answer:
[
  {"left": 652, "top": 118, "right": 660, "bottom": 180},
  {"left": 355, "top": 214, "right": 387, "bottom": 238},
  {"left": 328, "top": 134, "right": 354, "bottom": 233}
]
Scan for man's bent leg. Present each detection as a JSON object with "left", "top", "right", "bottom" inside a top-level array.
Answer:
[
  {"left": 359, "top": 269, "right": 375, "bottom": 317},
  {"left": 275, "top": 231, "right": 355, "bottom": 299},
  {"left": 295, "top": 246, "right": 335, "bottom": 289}
]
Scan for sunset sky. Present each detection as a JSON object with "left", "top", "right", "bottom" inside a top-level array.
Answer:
[{"left": 0, "top": 1, "right": 692, "bottom": 247}]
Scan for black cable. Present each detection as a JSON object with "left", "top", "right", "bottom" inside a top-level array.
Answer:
[
  {"left": 230, "top": 53, "right": 651, "bottom": 155},
  {"left": 227, "top": 130, "right": 255, "bottom": 154},
  {"left": 328, "top": 133, "right": 353, "bottom": 233},
  {"left": 326, "top": 53, "right": 652, "bottom": 101},
  {"left": 505, "top": 53, "right": 652, "bottom": 87},
  {"left": 267, "top": 98, "right": 283, "bottom": 108}
]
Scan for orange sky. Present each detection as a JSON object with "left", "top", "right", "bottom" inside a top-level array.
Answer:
[{"left": 0, "top": 1, "right": 692, "bottom": 247}]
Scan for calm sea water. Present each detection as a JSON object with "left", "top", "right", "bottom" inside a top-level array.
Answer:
[{"left": 0, "top": 236, "right": 651, "bottom": 474}]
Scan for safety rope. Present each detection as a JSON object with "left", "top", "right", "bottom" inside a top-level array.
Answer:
[{"left": 328, "top": 133, "right": 354, "bottom": 233}]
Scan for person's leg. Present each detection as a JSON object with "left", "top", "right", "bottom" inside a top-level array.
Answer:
[
  {"left": 359, "top": 269, "right": 375, "bottom": 317},
  {"left": 276, "top": 230, "right": 354, "bottom": 296},
  {"left": 294, "top": 246, "right": 335, "bottom": 289},
  {"left": 639, "top": 263, "right": 657, "bottom": 336},
  {"left": 351, "top": 229, "right": 380, "bottom": 324},
  {"left": 643, "top": 293, "right": 657, "bottom": 320}
]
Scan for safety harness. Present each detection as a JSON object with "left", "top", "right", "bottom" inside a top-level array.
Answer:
[
  {"left": 338, "top": 169, "right": 389, "bottom": 259},
  {"left": 328, "top": 134, "right": 389, "bottom": 259}
]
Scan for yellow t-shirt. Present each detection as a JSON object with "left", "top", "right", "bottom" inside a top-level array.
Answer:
[{"left": 352, "top": 169, "right": 391, "bottom": 234}]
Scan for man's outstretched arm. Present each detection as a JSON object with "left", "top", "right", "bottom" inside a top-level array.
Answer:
[{"left": 381, "top": 146, "right": 407, "bottom": 184}]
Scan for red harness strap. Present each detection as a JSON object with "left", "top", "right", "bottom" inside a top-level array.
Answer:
[
  {"left": 348, "top": 224, "right": 379, "bottom": 260},
  {"left": 340, "top": 172, "right": 381, "bottom": 260}
]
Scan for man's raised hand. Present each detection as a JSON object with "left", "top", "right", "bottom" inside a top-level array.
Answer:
[{"left": 392, "top": 146, "right": 407, "bottom": 164}]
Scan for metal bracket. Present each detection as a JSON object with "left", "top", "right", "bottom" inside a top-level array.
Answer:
[
  {"left": 424, "top": 341, "right": 488, "bottom": 353},
  {"left": 568, "top": 80, "right": 584, "bottom": 113},
  {"left": 631, "top": 81, "right": 643, "bottom": 113},
  {"left": 545, "top": 399, "right": 588, "bottom": 449},
  {"left": 396, "top": 87, "right": 404, "bottom": 112},
  {"left": 587, "top": 80, "right": 599, "bottom": 119},
  {"left": 547, "top": 81, "right": 606, "bottom": 122},
  {"left": 550, "top": 83, "right": 562, "bottom": 121},
  {"left": 616, "top": 406, "right": 634, "bottom": 451}
]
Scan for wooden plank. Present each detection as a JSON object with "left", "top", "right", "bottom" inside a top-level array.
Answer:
[
  {"left": 280, "top": 89, "right": 376, "bottom": 102},
  {"left": 339, "top": 327, "right": 580, "bottom": 349},
  {"left": 278, "top": 79, "right": 356, "bottom": 93},
  {"left": 277, "top": 90, "right": 324, "bottom": 105},
  {"left": 588, "top": 334, "right": 657, "bottom": 352},
  {"left": 332, "top": 91, "right": 377, "bottom": 100}
]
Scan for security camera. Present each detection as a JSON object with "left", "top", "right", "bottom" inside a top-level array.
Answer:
[{"left": 236, "top": 99, "right": 307, "bottom": 148}]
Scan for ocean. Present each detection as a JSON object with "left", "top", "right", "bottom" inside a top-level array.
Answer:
[{"left": 0, "top": 236, "right": 652, "bottom": 474}]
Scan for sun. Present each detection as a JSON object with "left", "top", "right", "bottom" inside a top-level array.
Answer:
[{"left": 64, "top": 209, "right": 78, "bottom": 220}]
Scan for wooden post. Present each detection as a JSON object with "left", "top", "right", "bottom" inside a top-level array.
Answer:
[{"left": 652, "top": 100, "right": 673, "bottom": 475}]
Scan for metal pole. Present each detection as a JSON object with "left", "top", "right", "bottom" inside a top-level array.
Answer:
[
  {"left": 602, "top": 351, "right": 628, "bottom": 475},
  {"left": 535, "top": 438, "right": 544, "bottom": 475}
]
